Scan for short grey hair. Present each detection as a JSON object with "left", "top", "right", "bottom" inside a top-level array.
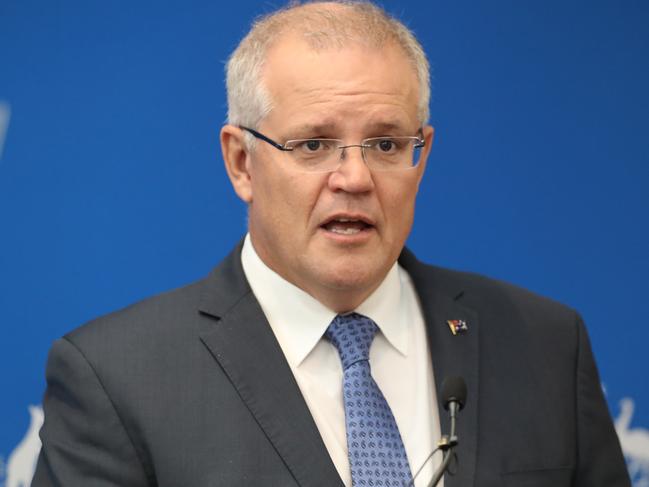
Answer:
[{"left": 226, "top": 1, "right": 431, "bottom": 146}]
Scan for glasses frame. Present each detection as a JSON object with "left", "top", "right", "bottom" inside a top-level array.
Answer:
[{"left": 239, "top": 125, "right": 426, "bottom": 171}]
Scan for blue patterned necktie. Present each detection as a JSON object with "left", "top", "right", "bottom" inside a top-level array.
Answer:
[{"left": 326, "top": 312, "right": 413, "bottom": 486}]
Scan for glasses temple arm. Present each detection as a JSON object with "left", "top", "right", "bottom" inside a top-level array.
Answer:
[{"left": 239, "top": 126, "right": 292, "bottom": 151}]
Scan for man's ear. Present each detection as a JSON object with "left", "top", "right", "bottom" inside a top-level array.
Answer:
[{"left": 221, "top": 125, "right": 253, "bottom": 203}]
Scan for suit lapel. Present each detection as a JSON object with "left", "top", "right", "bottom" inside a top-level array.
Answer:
[
  {"left": 197, "top": 244, "right": 343, "bottom": 487},
  {"left": 401, "top": 250, "right": 479, "bottom": 487}
]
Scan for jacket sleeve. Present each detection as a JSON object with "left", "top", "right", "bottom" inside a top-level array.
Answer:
[
  {"left": 574, "top": 316, "right": 631, "bottom": 486},
  {"left": 32, "top": 338, "right": 151, "bottom": 487}
]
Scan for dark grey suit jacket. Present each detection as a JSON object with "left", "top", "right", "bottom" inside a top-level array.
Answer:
[{"left": 33, "top": 243, "right": 630, "bottom": 486}]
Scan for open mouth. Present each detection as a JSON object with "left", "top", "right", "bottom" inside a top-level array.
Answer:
[{"left": 320, "top": 216, "right": 374, "bottom": 235}]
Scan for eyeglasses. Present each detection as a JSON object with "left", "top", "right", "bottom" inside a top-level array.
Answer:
[{"left": 240, "top": 126, "right": 425, "bottom": 173}]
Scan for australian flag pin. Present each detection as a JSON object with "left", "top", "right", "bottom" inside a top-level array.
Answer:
[{"left": 447, "top": 319, "right": 468, "bottom": 335}]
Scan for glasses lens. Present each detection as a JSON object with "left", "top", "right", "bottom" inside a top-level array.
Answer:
[
  {"left": 285, "top": 139, "right": 342, "bottom": 172},
  {"left": 364, "top": 137, "right": 422, "bottom": 171},
  {"left": 412, "top": 142, "right": 423, "bottom": 167}
]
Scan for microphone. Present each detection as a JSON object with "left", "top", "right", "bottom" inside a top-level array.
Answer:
[
  {"left": 426, "top": 376, "right": 467, "bottom": 487},
  {"left": 442, "top": 376, "right": 467, "bottom": 418}
]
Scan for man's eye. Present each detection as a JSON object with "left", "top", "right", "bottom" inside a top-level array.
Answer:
[
  {"left": 305, "top": 140, "right": 322, "bottom": 151},
  {"left": 376, "top": 139, "right": 397, "bottom": 152},
  {"left": 294, "top": 140, "right": 333, "bottom": 153}
]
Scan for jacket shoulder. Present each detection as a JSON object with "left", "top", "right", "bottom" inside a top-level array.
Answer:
[
  {"left": 401, "top": 250, "right": 580, "bottom": 333},
  {"left": 64, "top": 276, "right": 208, "bottom": 353},
  {"left": 436, "top": 264, "right": 575, "bottom": 314}
]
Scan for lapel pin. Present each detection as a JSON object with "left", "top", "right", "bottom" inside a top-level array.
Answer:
[{"left": 447, "top": 319, "right": 468, "bottom": 336}]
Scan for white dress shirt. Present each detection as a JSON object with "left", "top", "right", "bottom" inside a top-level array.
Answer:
[{"left": 241, "top": 234, "right": 443, "bottom": 487}]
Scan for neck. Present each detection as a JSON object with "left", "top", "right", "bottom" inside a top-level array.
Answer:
[{"left": 306, "top": 285, "right": 377, "bottom": 314}]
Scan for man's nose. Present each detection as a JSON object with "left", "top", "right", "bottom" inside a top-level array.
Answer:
[{"left": 327, "top": 145, "right": 375, "bottom": 193}]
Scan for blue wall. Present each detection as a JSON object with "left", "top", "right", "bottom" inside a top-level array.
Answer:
[{"left": 1, "top": 0, "right": 647, "bottom": 483}]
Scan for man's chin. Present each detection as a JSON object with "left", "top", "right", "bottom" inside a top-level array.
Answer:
[{"left": 312, "top": 258, "right": 388, "bottom": 296}]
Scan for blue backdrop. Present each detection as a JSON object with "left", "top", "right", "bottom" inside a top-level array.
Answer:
[{"left": 1, "top": 0, "right": 648, "bottom": 484}]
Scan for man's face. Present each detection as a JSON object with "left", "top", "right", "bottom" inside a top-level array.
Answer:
[{"left": 229, "top": 36, "right": 433, "bottom": 310}]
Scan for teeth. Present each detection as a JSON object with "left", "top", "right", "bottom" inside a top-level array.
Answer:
[
  {"left": 322, "top": 217, "right": 370, "bottom": 235},
  {"left": 329, "top": 227, "right": 361, "bottom": 235}
]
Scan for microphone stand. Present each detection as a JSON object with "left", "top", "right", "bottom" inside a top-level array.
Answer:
[
  {"left": 407, "top": 376, "right": 466, "bottom": 487},
  {"left": 426, "top": 399, "right": 460, "bottom": 487}
]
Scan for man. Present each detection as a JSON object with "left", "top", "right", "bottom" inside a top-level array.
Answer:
[{"left": 33, "top": 2, "right": 630, "bottom": 486}]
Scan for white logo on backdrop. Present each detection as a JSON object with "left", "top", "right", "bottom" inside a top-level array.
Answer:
[
  {"left": 1, "top": 405, "right": 43, "bottom": 487},
  {"left": 0, "top": 101, "right": 10, "bottom": 161},
  {"left": 615, "top": 397, "right": 649, "bottom": 487}
]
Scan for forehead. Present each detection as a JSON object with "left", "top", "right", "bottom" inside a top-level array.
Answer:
[{"left": 260, "top": 34, "right": 421, "bottom": 133}]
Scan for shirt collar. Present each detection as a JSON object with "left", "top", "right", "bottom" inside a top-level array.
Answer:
[{"left": 241, "top": 234, "right": 410, "bottom": 367}]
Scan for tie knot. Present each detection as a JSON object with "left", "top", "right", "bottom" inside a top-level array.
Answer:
[{"left": 325, "top": 313, "right": 378, "bottom": 370}]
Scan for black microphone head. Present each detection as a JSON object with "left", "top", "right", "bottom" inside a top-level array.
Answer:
[{"left": 441, "top": 376, "right": 467, "bottom": 411}]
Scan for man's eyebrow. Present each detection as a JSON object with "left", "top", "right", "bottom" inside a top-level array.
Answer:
[
  {"left": 289, "top": 122, "right": 338, "bottom": 136},
  {"left": 288, "top": 121, "right": 412, "bottom": 137},
  {"left": 366, "top": 121, "right": 409, "bottom": 133}
]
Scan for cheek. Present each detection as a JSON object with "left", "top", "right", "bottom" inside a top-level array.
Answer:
[
  {"left": 377, "top": 178, "right": 419, "bottom": 234},
  {"left": 388, "top": 195, "right": 416, "bottom": 237},
  {"left": 251, "top": 170, "right": 323, "bottom": 231},
  {"left": 286, "top": 171, "right": 329, "bottom": 206}
]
